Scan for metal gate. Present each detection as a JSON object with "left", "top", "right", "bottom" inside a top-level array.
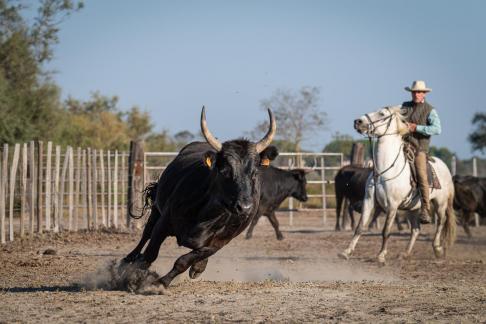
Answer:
[{"left": 143, "top": 151, "right": 343, "bottom": 226}]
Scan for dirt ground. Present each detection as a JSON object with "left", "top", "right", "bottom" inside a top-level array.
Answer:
[{"left": 0, "top": 212, "right": 485, "bottom": 323}]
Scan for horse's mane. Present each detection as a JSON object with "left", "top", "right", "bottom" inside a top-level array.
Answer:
[{"left": 386, "top": 105, "right": 409, "bottom": 136}]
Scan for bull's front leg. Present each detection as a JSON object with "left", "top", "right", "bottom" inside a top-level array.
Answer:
[
  {"left": 339, "top": 181, "right": 376, "bottom": 260},
  {"left": 157, "top": 246, "right": 220, "bottom": 288},
  {"left": 189, "top": 258, "right": 208, "bottom": 279},
  {"left": 245, "top": 212, "right": 262, "bottom": 240}
]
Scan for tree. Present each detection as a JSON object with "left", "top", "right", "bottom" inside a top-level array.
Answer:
[
  {"left": 125, "top": 106, "right": 153, "bottom": 140},
  {"left": 429, "top": 146, "right": 454, "bottom": 168},
  {"left": 469, "top": 112, "right": 486, "bottom": 154},
  {"left": 173, "top": 130, "right": 195, "bottom": 149},
  {"left": 0, "top": 0, "right": 82, "bottom": 144},
  {"left": 252, "top": 86, "right": 327, "bottom": 152},
  {"left": 323, "top": 133, "right": 371, "bottom": 160}
]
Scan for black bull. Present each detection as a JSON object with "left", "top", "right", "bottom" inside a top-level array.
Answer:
[
  {"left": 123, "top": 107, "right": 276, "bottom": 288},
  {"left": 453, "top": 175, "right": 486, "bottom": 237},
  {"left": 245, "top": 147, "right": 309, "bottom": 240}
]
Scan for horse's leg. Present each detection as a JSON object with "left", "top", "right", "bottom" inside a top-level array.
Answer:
[
  {"left": 123, "top": 206, "right": 161, "bottom": 263},
  {"left": 400, "top": 211, "right": 420, "bottom": 259},
  {"left": 339, "top": 185, "right": 375, "bottom": 260},
  {"left": 377, "top": 208, "right": 398, "bottom": 264},
  {"left": 245, "top": 212, "right": 262, "bottom": 240},
  {"left": 157, "top": 246, "right": 220, "bottom": 288},
  {"left": 432, "top": 200, "right": 448, "bottom": 258},
  {"left": 267, "top": 211, "right": 284, "bottom": 240},
  {"left": 368, "top": 205, "right": 382, "bottom": 230}
]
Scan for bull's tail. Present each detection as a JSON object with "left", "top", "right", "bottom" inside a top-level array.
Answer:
[
  {"left": 128, "top": 182, "right": 158, "bottom": 219},
  {"left": 442, "top": 191, "right": 457, "bottom": 248}
]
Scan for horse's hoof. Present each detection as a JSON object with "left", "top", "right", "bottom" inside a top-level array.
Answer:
[
  {"left": 245, "top": 235, "right": 251, "bottom": 240},
  {"left": 338, "top": 251, "right": 350, "bottom": 260},
  {"left": 377, "top": 255, "right": 386, "bottom": 264},
  {"left": 398, "top": 252, "right": 411, "bottom": 260},
  {"left": 434, "top": 246, "right": 444, "bottom": 258}
]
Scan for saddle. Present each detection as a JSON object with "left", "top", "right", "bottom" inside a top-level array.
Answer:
[{"left": 403, "top": 142, "right": 441, "bottom": 189}]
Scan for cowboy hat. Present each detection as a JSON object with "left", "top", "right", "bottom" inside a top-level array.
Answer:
[{"left": 405, "top": 80, "right": 432, "bottom": 92}]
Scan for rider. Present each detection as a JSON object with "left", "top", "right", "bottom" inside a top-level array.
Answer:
[{"left": 402, "top": 80, "right": 442, "bottom": 224}]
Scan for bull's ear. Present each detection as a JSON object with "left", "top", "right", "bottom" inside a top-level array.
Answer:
[
  {"left": 202, "top": 151, "right": 217, "bottom": 169},
  {"left": 259, "top": 145, "right": 279, "bottom": 164}
]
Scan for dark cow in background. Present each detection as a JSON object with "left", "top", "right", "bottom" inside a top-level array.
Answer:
[
  {"left": 334, "top": 165, "right": 406, "bottom": 231},
  {"left": 453, "top": 175, "right": 486, "bottom": 237},
  {"left": 123, "top": 107, "right": 276, "bottom": 288},
  {"left": 334, "top": 165, "right": 376, "bottom": 231},
  {"left": 245, "top": 147, "right": 309, "bottom": 240}
]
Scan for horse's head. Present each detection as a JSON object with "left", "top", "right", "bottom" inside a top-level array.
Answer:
[{"left": 354, "top": 105, "right": 409, "bottom": 137}]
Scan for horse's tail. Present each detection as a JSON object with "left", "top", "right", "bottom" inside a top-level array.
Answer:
[
  {"left": 128, "top": 182, "right": 158, "bottom": 219},
  {"left": 442, "top": 191, "right": 457, "bottom": 248}
]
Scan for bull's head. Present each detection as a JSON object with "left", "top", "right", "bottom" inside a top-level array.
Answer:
[{"left": 200, "top": 107, "right": 276, "bottom": 215}]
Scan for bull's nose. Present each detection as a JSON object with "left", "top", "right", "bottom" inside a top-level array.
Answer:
[{"left": 236, "top": 202, "right": 253, "bottom": 214}]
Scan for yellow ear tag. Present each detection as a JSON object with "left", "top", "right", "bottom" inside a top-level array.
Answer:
[
  {"left": 205, "top": 156, "right": 212, "bottom": 168},
  {"left": 261, "top": 158, "right": 270, "bottom": 166}
]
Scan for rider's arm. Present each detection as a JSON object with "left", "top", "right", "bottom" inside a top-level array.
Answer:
[{"left": 416, "top": 109, "right": 441, "bottom": 136}]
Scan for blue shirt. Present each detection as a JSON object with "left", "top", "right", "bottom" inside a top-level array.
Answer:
[{"left": 416, "top": 109, "right": 441, "bottom": 136}]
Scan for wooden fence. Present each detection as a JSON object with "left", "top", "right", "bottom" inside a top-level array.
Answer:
[{"left": 0, "top": 141, "right": 130, "bottom": 244}]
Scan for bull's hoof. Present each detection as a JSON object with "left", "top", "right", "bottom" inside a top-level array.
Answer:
[
  {"left": 338, "top": 250, "right": 350, "bottom": 260},
  {"left": 156, "top": 276, "right": 172, "bottom": 288},
  {"left": 276, "top": 234, "right": 284, "bottom": 241},
  {"left": 189, "top": 267, "right": 203, "bottom": 280},
  {"left": 433, "top": 246, "right": 444, "bottom": 258},
  {"left": 335, "top": 226, "right": 342, "bottom": 232}
]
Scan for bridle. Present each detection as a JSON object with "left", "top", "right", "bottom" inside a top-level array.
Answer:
[{"left": 361, "top": 107, "right": 408, "bottom": 182}]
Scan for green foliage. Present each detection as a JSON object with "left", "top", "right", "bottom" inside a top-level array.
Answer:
[
  {"left": 323, "top": 133, "right": 370, "bottom": 160},
  {"left": 469, "top": 112, "right": 486, "bottom": 154},
  {"left": 0, "top": 0, "right": 82, "bottom": 144},
  {"left": 429, "top": 145, "right": 454, "bottom": 168}
]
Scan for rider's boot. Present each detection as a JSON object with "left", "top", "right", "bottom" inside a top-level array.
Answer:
[{"left": 415, "top": 152, "right": 432, "bottom": 224}]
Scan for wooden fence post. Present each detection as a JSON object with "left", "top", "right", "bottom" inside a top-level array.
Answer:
[
  {"left": 127, "top": 140, "right": 144, "bottom": 229},
  {"left": 53, "top": 145, "right": 61, "bottom": 233},
  {"left": 37, "top": 141, "right": 43, "bottom": 233},
  {"left": 351, "top": 142, "right": 365, "bottom": 166},
  {"left": 107, "top": 150, "right": 112, "bottom": 227},
  {"left": 0, "top": 144, "right": 7, "bottom": 244},
  {"left": 100, "top": 149, "right": 106, "bottom": 227},
  {"left": 82, "top": 149, "right": 88, "bottom": 229},
  {"left": 21, "top": 143, "right": 28, "bottom": 237},
  {"left": 59, "top": 146, "right": 69, "bottom": 231},
  {"left": 92, "top": 149, "right": 98, "bottom": 230},
  {"left": 113, "top": 150, "right": 118, "bottom": 228},
  {"left": 74, "top": 147, "right": 81, "bottom": 231},
  {"left": 68, "top": 147, "right": 74, "bottom": 231},
  {"left": 45, "top": 142, "right": 52, "bottom": 231},
  {"left": 29, "top": 141, "right": 36, "bottom": 235},
  {"left": 87, "top": 148, "right": 92, "bottom": 229},
  {"left": 9, "top": 144, "right": 20, "bottom": 241}
]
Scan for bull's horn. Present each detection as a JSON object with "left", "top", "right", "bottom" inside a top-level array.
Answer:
[
  {"left": 200, "top": 106, "right": 222, "bottom": 152},
  {"left": 256, "top": 108, "right": 276, "bottom": 153}
]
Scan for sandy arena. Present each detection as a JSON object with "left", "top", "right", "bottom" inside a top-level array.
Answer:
[{"left": 1, "top": 212, "right": 485, "bottom": 323}]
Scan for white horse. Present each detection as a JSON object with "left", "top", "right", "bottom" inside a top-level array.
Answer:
[{"left": 339, "top": 106, "right": 456, "bottom": 263}]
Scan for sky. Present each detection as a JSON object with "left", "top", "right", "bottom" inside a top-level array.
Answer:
[{"left": 44, "top": 0, "right": 485, "bottom": 158}]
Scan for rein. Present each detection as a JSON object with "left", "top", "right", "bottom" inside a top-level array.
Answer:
[{"left": 364, "top": 108, "right": 408, "bottom": 182}]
